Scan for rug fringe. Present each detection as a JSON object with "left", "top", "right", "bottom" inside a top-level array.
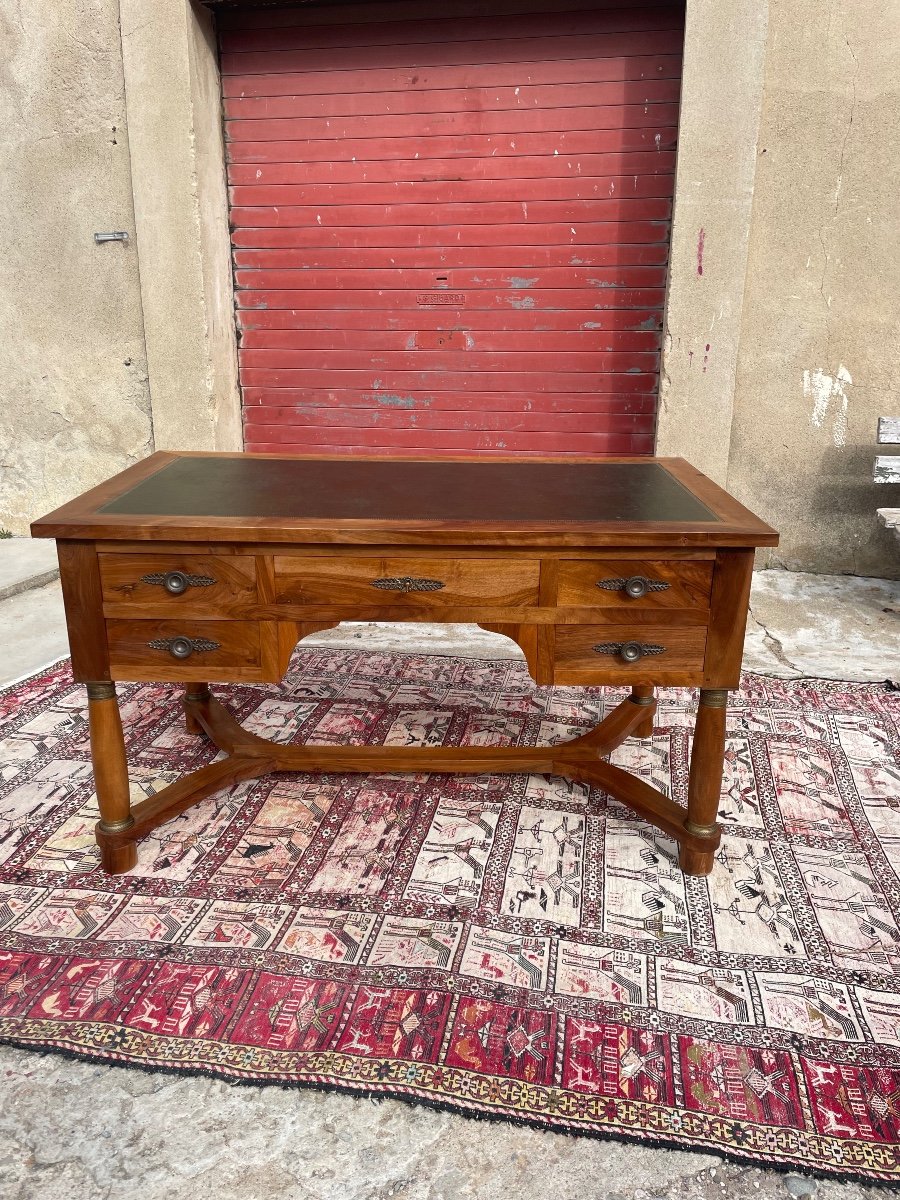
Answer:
[{"left": 0, "top": 1033, "right": 897, "bottom": 1189}]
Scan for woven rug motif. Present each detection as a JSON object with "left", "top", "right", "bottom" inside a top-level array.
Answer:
[{"left": 0, "top": 651, "right": 899, "bottom": 1181}]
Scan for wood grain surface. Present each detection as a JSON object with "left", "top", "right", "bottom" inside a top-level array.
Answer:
[
  {"left": 106, "top": 620, "right": 263, "bottom": 682},
  {"left": 555, "top": 557, "right": 713, "bottom": 607},
  {"left": 274, "top": 555, "right": 539, "bottom": 607},
  {"left": 100, "top": 554, "right": 257, "bottom": 617},
  {"left": 553, "top": 622, "right": 707, "bottom": 684}
]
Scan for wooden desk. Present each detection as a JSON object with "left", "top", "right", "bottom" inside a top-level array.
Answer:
[{"left": 32, "top": 453, "right": 778, "bottom": 878}]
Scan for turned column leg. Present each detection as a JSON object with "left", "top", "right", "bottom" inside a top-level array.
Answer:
[
  {"left": 87, "top": 682, "right": 137, "bottom": 874},
  {"left": 629, "top": 684, "right": 655, "bottom": 738},
  {"left": 184, "top": 683, "right": 211, "bottom": 736},
  {"left": 679, "top": 688, "right": 728, "bottom": 876}
]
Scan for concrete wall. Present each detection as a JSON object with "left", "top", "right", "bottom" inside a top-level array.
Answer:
[
  {"left": 726, "top": 0, "right": 900, "bottom": 577},
  {"left": 657, "top": 0, "right": 768, "bottom": 486},
  {"left": 0, "top": 0, "right": 152, "bottom": 533},
  {"left": 0, "top": 0, "right": 240, "bottom": 534},
  {"left": 119, "top": 0, "right": 241, "bottom": 455}
]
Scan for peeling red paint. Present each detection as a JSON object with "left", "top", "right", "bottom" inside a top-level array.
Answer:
[
  {"left": 226, "top": 6, "right": 678, "bottom": 456},
  {"left": 697, "top": 228, "right": 706, "bottom": 277}
]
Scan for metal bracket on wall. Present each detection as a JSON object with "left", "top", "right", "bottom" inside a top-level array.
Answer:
[{"left": 94, "top": 232, "right": 129, "bottom": 244}]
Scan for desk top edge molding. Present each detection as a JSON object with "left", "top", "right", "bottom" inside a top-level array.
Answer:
[{"left": 31, "top": 452, "right": 779, "bottom": 547}]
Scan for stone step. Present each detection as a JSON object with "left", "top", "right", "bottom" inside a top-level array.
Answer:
[
  {"left": 0, "top": 538, "right": 60, "bottom": 601},
  {"left": 878, "top": 508, "right": 900, "bottom": 547}
]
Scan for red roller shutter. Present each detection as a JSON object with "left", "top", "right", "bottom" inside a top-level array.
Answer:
[{"left": 219, "top": 1, "right": 684, "bottom": 456}]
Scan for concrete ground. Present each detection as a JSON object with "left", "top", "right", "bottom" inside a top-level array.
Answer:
[{"left": 1, "top": 539, "right": 898, "bottom": 1200}]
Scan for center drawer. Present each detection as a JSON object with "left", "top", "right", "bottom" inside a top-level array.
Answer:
[{"left": 274, "top": 556, "right": 539, "bottom": 607}]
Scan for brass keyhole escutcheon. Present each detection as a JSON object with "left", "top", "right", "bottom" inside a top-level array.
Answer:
[
  {"left": 596, "top": 575, "right": 670, "bottom": 596},
  {"left": 371, "top": 577, "right": 446, "bottom": 593}
]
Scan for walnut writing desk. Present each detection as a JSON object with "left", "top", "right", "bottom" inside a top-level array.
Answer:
[{"left": 32, "top": 453, "right": 778, "bottom": 878}]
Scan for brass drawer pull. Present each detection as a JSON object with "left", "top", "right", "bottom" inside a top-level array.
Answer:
[
  {"left": 596, "top": 575, "right": 670, "bottom": 599},
  {"left": 371, "top": 577, "right": 446, "bottom": 593},
  {"left": 142, "top": 570, "right": 216, "bottom": 595},
  {"left": 147, "top": 636, "right": 221, "bottom": 660},
  {"left": 593, "top": 640, "right": 666, "bottom": 663}
]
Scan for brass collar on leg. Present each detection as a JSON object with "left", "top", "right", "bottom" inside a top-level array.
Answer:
[
  {"left": 86, "top": 682, "right": 116, "bottom": 701},
  {"left": 698, "top": 688, "right": 729, "bottom": 708},
  {"left": 684, "top": 818, "right": 719, "bottom": 838},
  {"left": 98, "top": 815, "right": 135, "bottom": 834}
]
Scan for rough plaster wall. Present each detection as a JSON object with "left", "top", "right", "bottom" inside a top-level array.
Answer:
[
  {"left": 187, "top": 2, "right": 243, "bottom": 453},
  {"left": 119, "top": 0, "right": 242, "bottom": 454},
  {"left": 656, "top": 0, "right": 767, "bottom": 486},
  {"left": 0, "top": 0, "right": 152, "bottom": 533},
  {"left": 728, "top": 0, "right": 900, "bottom": 578}
]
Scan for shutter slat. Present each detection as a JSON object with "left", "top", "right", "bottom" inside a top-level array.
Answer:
[{"left": 223, "top": 1, "right": 683, "bottom": 456}]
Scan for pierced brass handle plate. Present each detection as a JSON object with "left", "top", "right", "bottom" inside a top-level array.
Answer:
[
  {"left": 142, "top": 571, "right": 216, "bottom": 595},
  {"left": 148, "top": 636, "right": 221, "bottom": 660},
  {"left": 371, "top": 577, "right": 446, "bottom": 593},
  {"left": 593, "top": 641, "right": 666, "bottom": 663},
  {"left": 596, "top": 575, "right": 670, "bottom": 599}
]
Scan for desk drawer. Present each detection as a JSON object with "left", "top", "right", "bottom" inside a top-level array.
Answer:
[
  {"left": 553, "top": 623, "right": 707, "bottom": 684},
  {"left": 100, "top": 554, "right": 257, "bottom": 616},
  {"left": 107, "top": 620, "right": 261, "bottom": 681},
  {"left": 274, "top": 556, "right": 539, "bottom": 607},
  {"left": 556, "top": 559, "right": 713, "bottom": 609}
]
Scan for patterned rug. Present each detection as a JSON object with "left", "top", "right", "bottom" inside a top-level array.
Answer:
[{"left": 1, "top": 650, "right": 899, "bottom": 1182}]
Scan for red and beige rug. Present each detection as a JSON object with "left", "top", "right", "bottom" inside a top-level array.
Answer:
[{"left": 0, "top": 650, "right": 899, "bottom": 1181}]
